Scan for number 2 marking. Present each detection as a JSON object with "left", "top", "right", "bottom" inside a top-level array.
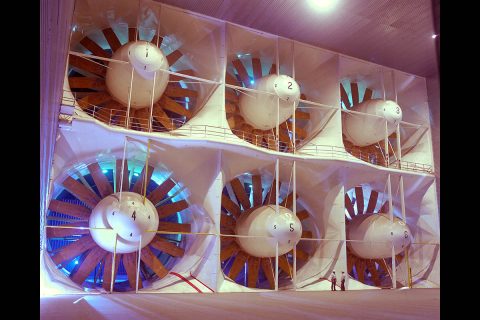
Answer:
[{"left": 288, "top": 82, "right": 292, "bottom": 90}]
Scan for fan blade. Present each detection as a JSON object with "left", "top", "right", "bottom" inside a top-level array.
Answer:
[
  {"left": 355, "top": 186, "right": 364, "bottom": 214},
  {"left": 157, "top": 200, "right": 189, "bottom": 219},
  {"left": 251, "top": 58, "right": 262, "bottom": 81},
  {"left": 247, "top": 257, "right": 261, "bottom": 288},
  {"left": 230, "top": 178, "right": 251, "bottom": 210},
  {"left": 295, "top": 110, "right": 310, "bottom": 120},
  {"left": 232, "top": 59, "right": 251, "bottom": 87},
  {"left": 220, "top": 213, "right": 236, "bottom": 230},
  {"left": 164, "top": 86, "right": 198, "bottom": 99},
  {"left": 128, "top": 27, "right": 138, "bottom": 42},
  {"left": 228, "top": 251, "right": 248, "bottom": 280},
  {"left": 102, "top": 28, "right": 122, "bottom": 52},
  {"left": 225, "top": 72, "right": 240, "bottom": 86},
  {"left": 340, "top": 83, "right": 351, "bottom": 108},
  {"left": 158, "top": 222, "right": 191, "bottom": 233},
  {"left": 131, "top": 164, "right": 155, "bottom": 194},
  {"left": 278, "top": 127, "right": 294, "bottom": 149},
  {"left": 379, "top": 201, "right": 389, "bottom": 213},
  {"left": 351, "top": 82, "right": 359, "bottom": 105},
  {"left": 77, "top": 92, "right": 111, "bottom": 110},
  {"left": 80, "top": 36, "right": 111, "bottom": 58},
  {"left": 366, "top": 260, "right": 381, "bottom": 286},
  {"left": 227, "top": 115, "right": 244, "bottom": 129},
  {"left": 252, "top": 175, "right": 263, "bottom": 207},
  {"left": 261, "top": 258, "right": 275, "bottom": 289},
  {"left": 296, "top": 210, "right": 309, "bottom": 221},
  {"left": 69, "top": 54, "right": 106, "bottom": 77},
  {"left": 87, "top": 162, "right": 113, "bottom": 198},
  {"left": 150, "top": 236, "right": 185, "bottom": 257},
  {"left": 123, "top": 252, "right": 143, "bottom": 289},
  {"left": 221, "top": 241, "right": 239, "bottom": 262},
  {"left": 152, "top": 104, "right": 175, "bottom": 131},
  {"left": 102, "top": 253, "right": 121, "bottom": 291},
  {"left": 51, "top": 236, "right": 96, "bottom": 265},
  {"left": 344, "top": 194, "right": 355, "bottom": 217},
  {"left": 115, "top": 159, "right": 129, "bottom": 192},
  {"left": 225, "top": 89, "right": 239, "bottom": 103},
  {"left": 366, "top": 190, "right": 379, "bottom": 214},
  {"left": 225, "top": 102, "right": 238, "bottom": 114},
  {"left": 263, "top": 179, "right": 277, "bottom": 205},
  {"left": 68, "top": 77, "right": 105, "bottom": 90},
  {"left": 62, "top": 176, "right": 101, "bottom": 209},
  {"left": 356, "top": 259, "right": 366, "bottom": 283},
  {"left": 133, "top": 108, "right": 150, "bottom": 132},
  {"left": 278, "top": 254, "right": 292, "bottom": 278},
  {"left": 47, "top": 222, "right": 89, "bottom": 238},
  {"left": 376, "top": 258, "right": 392, "bottom": 278},
  {"left": 71, "top": 247, "right": 108, "bottom": 285},
  {"left": 166, "top": 50, "right": 182, "bottom": 66},
  {"left": 140, "top": 246, "right": 169, "bottom": 279},
  {"left": 291, "top": 248, "right": 309, "bottom": 261},
  {"left": 301, "top": 230, "right": 313, "bottom": 238},
  {"left": 280, "top": 192, "right": 298, "bottom": 208},
  {"left": 268, "top": 63, "right": 277, "bottom": 75},
  {"left": 147, "top": 178, "right": 175, "bottom": 205},
  {"left": 170, "top": 69, "right": 195, "bottom": 82},
  {"left": 282, "top": 122, "right": 307, "bottom": 140},
  {"left": 150, "top": 35, "right": 164, "bottom": 47},
  {"left": 48, "top": 200, "right": 91, "bottom": 220},
  {"left": 363, "top": 88, "right": 373, "bottom": 102},
  {"left": 395, "top": 253, "right": 404, "bottom": 264},
  {"left": 159, "top": 96, "right": 192, "bottom": 118},
  {"left": 347, "top": 254, "right": 357, "bottom": 274},
  {"left": 221, "top": 194, "right": 241, "bottom": 219}
]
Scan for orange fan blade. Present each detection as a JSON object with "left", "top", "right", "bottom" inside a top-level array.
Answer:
[
  {"left": 157, "top": 222, "right": 191, "bottom": 233},
  {"left": 140, "top": 246, "right": 169, "bottom": 279},
  {"left": 123, "top": 252, "right": 143, "bottom": 289},
  {"left": 51, "top": 236, "right": 96, "bottom": 266},
  {"left": 251, "top": 58, "right": 262, "bottom": 81},
  {"left": 69, "top": 54, "right": 106, "bottom": 77},
  {"left": 157, "top": 200, "right": 189, "bottom": 219},
  {"left": 252, "top": 175, "right": 263, "bottom": 207},
  {"left": 355, "top": 186, "right": 364, "bottom": 214},
  {"left": 150, "top": 236, "right": 185, "bottom": 257},
  {"left": 102, "top": 27, "right": 122, "bottom": 52},
  {"left": 363, "top": 88, "right": 373, "bottom": 102},
  {"left": 232, "top": 59, "right": 251, "bottom": 87},
  {"left": 340, "top": 83, "right": 351, "bottom": 109},
  {"left": 247, "top": 257, "right": 261, "bottom": 288},
  {"left": 351, "top": 82, "right": 359, "bottom": 105},
  {"left": 47, "top": 222, "right": 90, "bottom": 238},
  {"left": 71, "top": 247, "right": 108, "bottom": 285},
  {"left": 48, "top": 200, "right": 91, "bottom": 220},
  {"left": 80, "top": 36, "right": 111, "bottom": 58},
  {"left": 221, "top": 241, "right": 239, "bottom": 262},
  {"left": 230, "top": 178, "right": 251, "bottom": 210},
  {"left": 166, "top": 50, "right": 183, "bottom": 66},
  {"left": 62, "top": 176, "right": 101, "bottom": 209},
  {"left": 366, "top": 190, "right": 379, "bottom": 214},
  {"left": 131, "top": 164, "right": 155, "bottom": 194},
  {"left": 102, "top": 252, "right": 122, "bottom": 290},
  {"left": 221, "top": 194, "right": 241, "bottom": 219},
  {"left": 87, "top": 162, "right": 113, "bottom": 198},
  {"left": 344, "top": 194, "right": 355, "bottom": 217},
  {"left": 147, "top": 178, "right": 175, "bottom": 205},
  {"left": 228, "top": 251, "right": 248, "bottom": 280}
]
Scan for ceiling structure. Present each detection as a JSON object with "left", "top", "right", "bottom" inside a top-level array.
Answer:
[{"left": 154, "top": 0, "right": 438, "bottom": 78}]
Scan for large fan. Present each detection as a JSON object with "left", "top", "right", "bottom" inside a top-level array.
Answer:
[
  {"left": 46, "top": 159, "right": 191, "bottom": 291},
  {"left": 344, "top": 185, "right": 411, "bottom": 288},
  {"left": 68, "top": 26, "right": 197, "bottom": 132},
  {"left": 225, "top": 57, "right": 311, "bottom": 153},
  {"left": 220, "top": 173, "right": 314, "bottom": 289},
  {"left": 340, "top": 81, "right": 398, "bottom": 165}
]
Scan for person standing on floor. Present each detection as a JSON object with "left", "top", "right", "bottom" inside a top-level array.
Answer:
[
  {"left": 341, "top": 271, "right": 346, "bottom": 291},
  {"left": 330, "top": 271, "right": 337, "bottom": 291}
]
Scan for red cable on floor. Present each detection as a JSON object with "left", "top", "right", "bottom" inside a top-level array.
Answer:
[
  {"left": 189, "top": 272, "right": 215, "bottom": 293},
  {"left": 169, "top": 272, "right": 203, "bottom": 293}
]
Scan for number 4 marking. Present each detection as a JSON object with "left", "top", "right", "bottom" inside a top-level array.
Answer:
[{"left": 132, "top": 211, "right": 136, "bottom": 221}]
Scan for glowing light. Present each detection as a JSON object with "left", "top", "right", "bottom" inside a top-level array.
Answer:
[
  {"left": 308, "top": 0, "right": 338, "bottom": 12},
  {"left": 74, "top": 260, "right": 79, "bottom": 265},
  {"left": 134, "top": 172, "right": 139, "bottom": 177},
  {"left": 102, "top": 169, "right": 108, "bottom": 173},
  {"left": 432, "top": 34, "right": 438, "bottom": 39},
  {"left": 250, "top": 79, "right": 255, "bottom": 85}
]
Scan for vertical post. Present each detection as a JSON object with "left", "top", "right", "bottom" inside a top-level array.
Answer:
[
  {"left": 275, "top": 240, "right": 279, "bottom": 291},
  {"left": 292, "top": 160, "right": 297, "bottom": 289},
  {"left": 276, "top": 37, "right": 280, "bottom": 152},
  {"left": 119, "top": 137, "right": 128, "bottom": 203},
  {"left": 399, "top": 175, "right": 409, "bottom": 287},
  {"left": 126, "top": 67, "right": 134, "bottom": 129},
  {"left": 110, "top": 233, "right": 117, "bottom": 293},
  {"left": 391, "top": 244, "right": 397, "bottom": 289},
  {"left": 136, "top": 235, "right": 142, "bottom": 293},
  {"left": 396, "top": 124, "right": 402, "bottom": 168},
  {"left": 385, "top": 120, "right": 389, "bottom": 166},
  {"left": 388, "top": 173, "right": 396, "bottom": 288},
  {"left": 148, "top": 71, "right": 156, "bottom": 133},
  {"left": 292, "top": 41, "right": 296, "bottom": 154}
]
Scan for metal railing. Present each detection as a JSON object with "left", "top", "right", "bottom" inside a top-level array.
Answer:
[{"left": 62, "top": 94, "right": 434, "bottom": 175}]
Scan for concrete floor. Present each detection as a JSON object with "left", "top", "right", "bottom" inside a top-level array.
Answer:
[{"left": 40, "top": 288, "right": 439, "bottom": 320}]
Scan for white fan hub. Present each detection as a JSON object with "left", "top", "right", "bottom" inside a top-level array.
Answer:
[
  {"left": 346, "top": 213, "right": 412, "bottom": 259},
  {"left": 239, "top": 74, "right": 300, "bottom": 130},
  {"left": 105, "top": 41, "right": 170, "bottom": 109},
  {"left": 89, "top": 192, "right": 159, "bottom": 253},
  {"left": 343, "top": 99, "right": 402, "bottom": 147},
  {"left": 234, "top": 205, "right": 303, "bottom": 257}
]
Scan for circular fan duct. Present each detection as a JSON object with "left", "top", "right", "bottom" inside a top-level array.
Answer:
[
  {"left": 225, "top": 57, "right": 311, "bottom": 153},
  {"left": 46, "top": 159, "right": 191, "bottom": 292},
  {"left": 344, "top": 185, "right": 412, "bottom": 288},
  {"left": 220, "top": 173, "right": 316, "bottom": 289},
  {"left": 67, "top": 25, "right": 198, "bottom": 132},
  {"left": 341, "top": 82, "right": 402, "bottom": 165}
]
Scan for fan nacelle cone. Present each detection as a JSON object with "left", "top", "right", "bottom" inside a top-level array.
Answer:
[
  {"left": 239, "top": 74, "right": 300, "bottom": 130},
  {"left": 89, "top": 192, "right": 159, "bottom": 253},
  {"left": 235, "top": 205, "right": 302, "bottom": 257},
  {"left": 343, "top": 99, "right": 402, "bottom": 147},
  {"left": 346, "top": 213, "right": 412, "bottom": 259},
  {"left": 105, "top": 41, "right": 170, "bottom": 109}
]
